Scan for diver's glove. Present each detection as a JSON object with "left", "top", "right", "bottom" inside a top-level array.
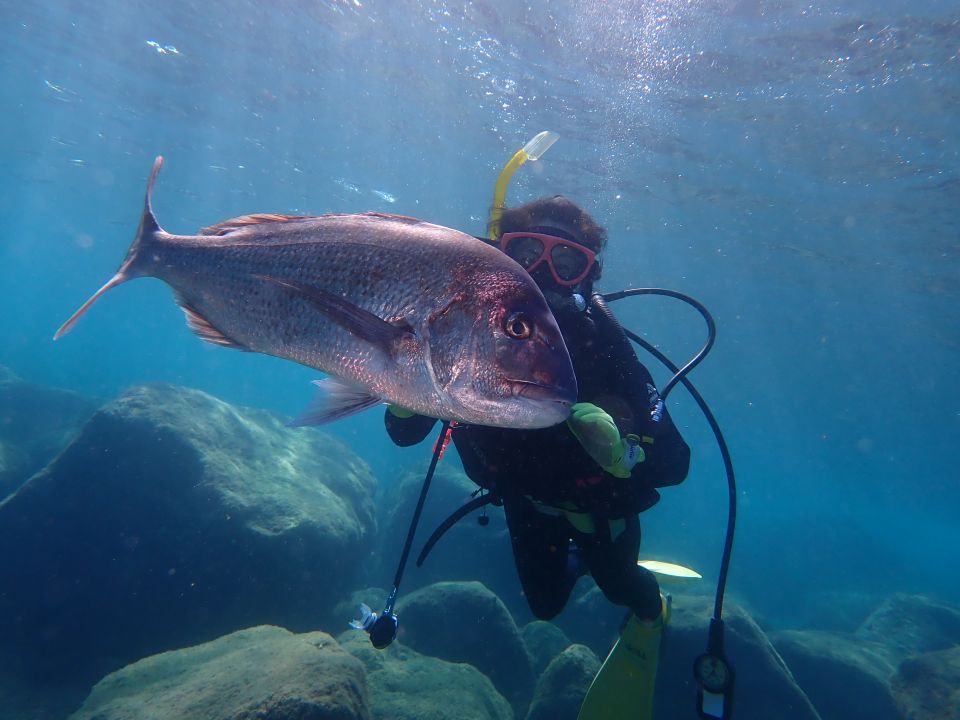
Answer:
[
  {"left": 567, "top": 402, "right": 645, "bottom": 479},
  {"left": 387, "top": 404, "right": 416, "bottom": 419}
]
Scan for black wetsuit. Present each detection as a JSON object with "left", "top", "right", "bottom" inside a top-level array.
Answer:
[{"left": 385, "top": 294, "right": 690, "bottom": 621}]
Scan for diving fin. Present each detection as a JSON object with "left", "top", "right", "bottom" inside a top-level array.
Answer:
[
  {"left": 638, "top": 559, "right": 702, "bottom": 584},
  {"left": 577, "top": 595, "right": 670, "bottom": 720}
]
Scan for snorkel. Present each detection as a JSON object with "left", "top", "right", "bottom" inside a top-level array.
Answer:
[
  {"left": 489, "top": 130, "right": 594, "bottom": 311},
  {"left": 488, "top": 130, "right": 560, "bottom": 241}
]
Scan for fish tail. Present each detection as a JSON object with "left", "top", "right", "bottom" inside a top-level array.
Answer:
[{"left": 54, "top": 156, "right": 166, "bottom": 340}]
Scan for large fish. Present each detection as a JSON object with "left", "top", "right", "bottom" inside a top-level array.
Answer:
[{"left": 55, "top": 157, "right": 577, "bottom": 429}]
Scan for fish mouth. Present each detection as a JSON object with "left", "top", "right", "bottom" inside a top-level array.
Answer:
[{"left": 511, "top": 379, "right": 576, "bottom": 408}]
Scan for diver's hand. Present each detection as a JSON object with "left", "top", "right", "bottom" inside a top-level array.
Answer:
[
  {"left": 567, "top": 402, "right": 644, "bottom": 478},
  {"left": 387, "top": 404, "right": 416, "bottom": 419}
]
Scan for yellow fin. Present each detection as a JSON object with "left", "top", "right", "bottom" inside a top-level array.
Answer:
[
  {"left": 637, "top": 559, "right": 702, "bottom": 581},
  {"left": 578, "top": 610, "right": 664, "bottom": 720}
]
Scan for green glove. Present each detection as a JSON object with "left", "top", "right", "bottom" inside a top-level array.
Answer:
[
  {"left": 387, "top": 404, "right": 415, "bottom": 419},
  {"left": 567, "top": 402, "right": 645, "bottom": 478}
]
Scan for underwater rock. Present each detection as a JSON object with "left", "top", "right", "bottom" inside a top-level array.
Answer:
[
  {"left": 771, "top": 629, "right": 899, "bottom": 720},
  {"left": 0, "top": 383, "right": 377, "bottom": 685},
  {"left": 891, "top": 645, "right": 960, "bottom": 720},
  {"left": 522, "top": 620, "right": 573, "bottom": 675},
  {"left": 375, "top": 466, "right": 519, "bottom": 609},
  {"left": 69, "top": 625, "right": 369, "bottom": 720},
  {"left": 0, "top": 365, "right": 98, "bottom": 498},
  {"left": 525, "top": 644, "right": 600, "bottom": 720},
  {"left": 655, "top": 596, "right": 823, "bottom": 720},
  {"left": 395, "top": 580, "right": 535, "bottom": 712},
  {"left": 557, "top": 582, "right": 636, "bottom": 655},
  {"left": 339, "top": 631, "right": 513, "bottom": 720},
  {"left": 855, "top": 593, "right": 960, "bottom": 663},
  {"left": 784, "top": 589, "right": 888, "bottom": 633}
]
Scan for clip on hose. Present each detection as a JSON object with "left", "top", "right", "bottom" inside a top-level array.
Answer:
[
  {"left": 352, "top": 420, "right": 451, "bottom": 649},
  {"left": 602, "top": 288, "right": 737, "bottom": 718}
]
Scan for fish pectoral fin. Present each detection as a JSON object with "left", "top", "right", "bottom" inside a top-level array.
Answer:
[
  {"left": 176, "top": 297, "right": 250, "bottom": 351},
  {"left": 256, "top": 275, "right": 413, "bottom": 354},
  {"left": 288, "top": 377, "right": 383, "bottom": 426},
  {"left": 199, "top": 213, "right": 314, "bottom": 236}
]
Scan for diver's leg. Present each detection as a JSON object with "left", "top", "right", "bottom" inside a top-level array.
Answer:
[
  {"left": 577, "top": 515, "right": 666, "bottom": 720},
  {"left": 584, "top": 515, "right": 662, "bottom": 620},
  {"left": 502, "top": 496, "right": 576, "bottom": 620}
]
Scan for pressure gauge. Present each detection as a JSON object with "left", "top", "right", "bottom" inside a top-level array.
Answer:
[
  {"left": 694, "top": 652, "right": 732, "bottom": 693},
  {"left": 694, "top": 651, "right": 734, "bottom": 719}
]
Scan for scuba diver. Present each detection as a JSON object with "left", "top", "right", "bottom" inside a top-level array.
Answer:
[{"left": 383, "top": 193, "right": 691, "bottom": 719}]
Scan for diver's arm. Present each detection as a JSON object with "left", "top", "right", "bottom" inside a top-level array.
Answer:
[
  {"left": 632, "top": 382, "right": 690, "bottom": 487},
  {"left": 615, "top": 350, "right": 690, "bottom": 486},
  {"left": 384, "top": 407, "right": 438, "bottom": 447},
  {"left": 589, "top": 296, "right": 690, "bottom": 486}
]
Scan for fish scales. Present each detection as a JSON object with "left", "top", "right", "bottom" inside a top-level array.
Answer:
[{"left": 152, "top": 218, "right": 497, "bottom": 396}]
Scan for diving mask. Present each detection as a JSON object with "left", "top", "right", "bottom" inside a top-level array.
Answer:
[{"left": 500, "top": 231, "right": 597, "bottom": 287}]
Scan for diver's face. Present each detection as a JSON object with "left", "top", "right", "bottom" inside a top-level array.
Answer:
[{"left": 529, "top": 263, "right": 571, "bottom": 298}]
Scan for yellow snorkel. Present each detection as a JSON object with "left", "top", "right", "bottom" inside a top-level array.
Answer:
[{"left": 488, "top": 130, "right": 560, "bottom": 241}]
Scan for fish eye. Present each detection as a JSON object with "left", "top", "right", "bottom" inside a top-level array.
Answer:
[{"left": 504, "top": 312, "right": 533, "bottom": 340}]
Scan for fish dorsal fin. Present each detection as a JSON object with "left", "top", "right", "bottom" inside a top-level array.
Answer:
[
  {"left": 199, "top": 214, "right": 312, "bottom": 236},
  {"left": 358, "top": 211, "right": 426, "bottom": 224},
  {"left": 176, "top": 297, "right": 250, "bottom": 351},
  {"left": 199, "top": 212, "right": 427, "bottom": 237}
]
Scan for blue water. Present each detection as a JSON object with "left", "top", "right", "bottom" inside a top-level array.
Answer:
[{"left": 2, "top": 0, "right": 958, "bottom": 681}]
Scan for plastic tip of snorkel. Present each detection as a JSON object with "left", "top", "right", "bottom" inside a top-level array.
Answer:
[
  {"left": 522, "top": 131, "right": 559, "bottom": 161},
  {"left": 488, "top": 131, "right": 560, "bottom": 241}
]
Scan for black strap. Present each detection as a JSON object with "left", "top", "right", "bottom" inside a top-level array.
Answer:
[
  {"left": 383, "top": 419, "right": 450, "bottom": 615},
  {"left": 415, "top": 492, "right": 499, "bottom": 567}
]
